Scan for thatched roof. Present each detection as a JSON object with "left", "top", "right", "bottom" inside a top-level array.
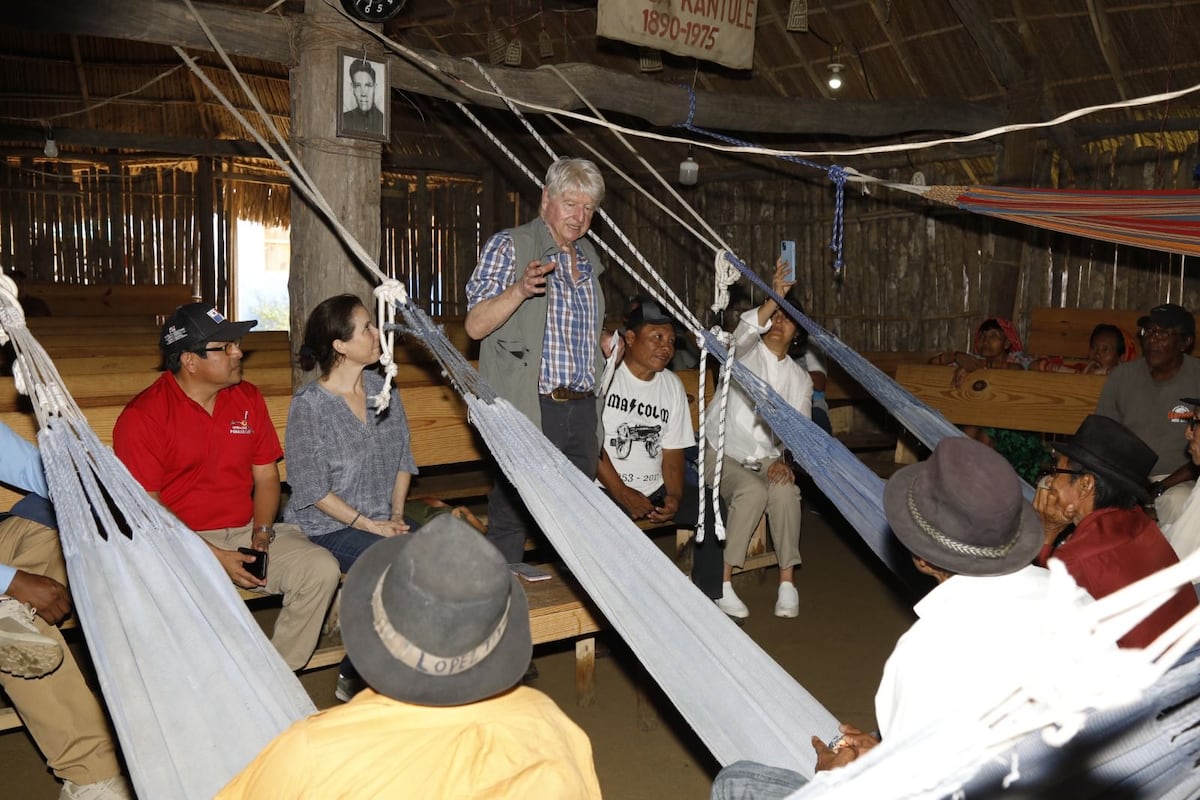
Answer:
[{"left": 0, "top": 0, "right": 1196, "bottom": 195}]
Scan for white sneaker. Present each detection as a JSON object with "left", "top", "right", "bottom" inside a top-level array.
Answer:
[
  {"left": 59, "top": 775, "right": 134, "bottom": 800},
  {"left": 0, "top": 597, "right": 63, "bottom": 678},
  {"left": 716, "top": 581, "right": 750, "bottom": 619},
  {"left": 774, "top": 582, "right": 800, "bottom": 618}
]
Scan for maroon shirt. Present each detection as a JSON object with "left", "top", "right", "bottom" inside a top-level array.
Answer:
[{"left": 1039, "top": 505, "right": 1197, "bottom": 648}]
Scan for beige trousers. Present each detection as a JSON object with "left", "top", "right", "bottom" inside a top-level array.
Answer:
[
  {"left": 196, "top": 523, "right": 340, "bottom": 670},
  {"left": 0, "top": 516, "right": 123, "bottom": 785},
  {"left": 704, "top": 447, "right": 803, "bottom": 570}
]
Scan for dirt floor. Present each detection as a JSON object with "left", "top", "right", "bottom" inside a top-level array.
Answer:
[{"left": 1, "top": 498, "right": 918, "bottom": 798}]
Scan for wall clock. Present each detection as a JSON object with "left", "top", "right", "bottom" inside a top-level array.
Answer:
[{"left": 341, "top": 0, "right": 407, "bottom": 23}]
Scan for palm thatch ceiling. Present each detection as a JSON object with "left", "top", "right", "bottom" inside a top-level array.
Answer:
[{"left": 0, "top": 0, "right": 1198, "bottom": 185}]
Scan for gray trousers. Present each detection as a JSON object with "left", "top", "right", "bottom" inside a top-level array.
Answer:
[
  {"left": 485, "top": 395, "right": 598, "bottom": 563},
  {"left": 710, "top": 760, "right": 807, "bottom": 800}
]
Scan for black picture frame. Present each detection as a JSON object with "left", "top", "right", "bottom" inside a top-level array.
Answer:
[{"left": 336, "top": 48, "right": 389, "bottom": 142}]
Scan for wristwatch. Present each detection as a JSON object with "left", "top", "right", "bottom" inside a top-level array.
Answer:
[
  {"left": 1150, "top": 481, "right": 1167, "bottom": 499},
  {"left": 253, "top": 525, "right": 277, "bottom": 543}
]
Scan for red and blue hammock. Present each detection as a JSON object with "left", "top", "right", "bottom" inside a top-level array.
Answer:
[{"left": 924, "top": 185, "right": 1200, "bottom": 257}]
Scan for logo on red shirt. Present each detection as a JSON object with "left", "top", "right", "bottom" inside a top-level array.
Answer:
[{"left": 229, "top": 411, "right": 253, "bottom": 435}]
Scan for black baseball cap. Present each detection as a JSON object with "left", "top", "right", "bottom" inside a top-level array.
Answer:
[
  {"left": 624, "top": 295, "right": 674, "bottom": 331},
  {"left": 1139, "top": 303, "right": 1195, "bottom": 338},
  {"left": 160, "top": 302, "right": 257, "bottom": 355}
]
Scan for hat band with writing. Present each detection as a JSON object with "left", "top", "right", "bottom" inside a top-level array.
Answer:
[
  {"left": 370, "top": 565, "right": 511, "bottom": 677},
  {"left": 906, "top": 486, "right": 1019, "bottom": 560}
]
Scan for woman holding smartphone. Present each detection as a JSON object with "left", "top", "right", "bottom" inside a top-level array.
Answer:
[
  {"left": 285, "top": 294, "right": 418, "bottom": 701},
  {"left": 702, "top": 259, "right": 812, "bottom": 621}
]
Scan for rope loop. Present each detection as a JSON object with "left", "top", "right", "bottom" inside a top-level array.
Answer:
[
  {"left": 371, "top": 280, "right": 408, "bottom": 413},
  {"left": 711, "top": 250, "right": 740, "bottom": 314}
]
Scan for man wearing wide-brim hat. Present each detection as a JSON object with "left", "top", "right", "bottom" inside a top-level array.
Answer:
[
  {"left": 1096, "top": 302, "right": 1200, "bottom": 526},
  {"left": 1035, "top": 414, "right": 1197, "bottom": 649},
  {"left": 216, "top": 516, "right": 602, "bottom": 799},
  {"left": 713, "top": 437, "right": 1094, "bottom": 796}
]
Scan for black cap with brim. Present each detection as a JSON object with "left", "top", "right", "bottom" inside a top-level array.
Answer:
[
  {"left": 160, "top": 302, "right": 257, "bottom": 355},
  {"left": 624, "top": 296, "right": 674, "bottom": 330},
  {"left": 1145, "top": 303, "right": 1195, "bottom": 338}
]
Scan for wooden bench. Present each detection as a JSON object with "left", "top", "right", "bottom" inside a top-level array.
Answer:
[
  {"left": 893, "top": 362, "right": 1107, "bottom": 463},
  {"left": 21, "top": 282, "right": 196, "bottom": 318},
  {"left": 1026, "top": 307, "right": 1143, "bottom": 360}
]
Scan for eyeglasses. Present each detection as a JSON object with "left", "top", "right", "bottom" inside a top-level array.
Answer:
[
  {"left": 1036, "top": 465, "right": 1086, "bottom": 479},
  {"left": 202, "top": 340, "right": 242, "bottom": 355},
  {"left": 1139, "top": 325, "right": 1180, "bottom": 341}
]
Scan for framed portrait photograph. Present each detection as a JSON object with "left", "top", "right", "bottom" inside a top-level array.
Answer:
[{"left": 337, "top": 48, "right": 389, "bottom": 142}]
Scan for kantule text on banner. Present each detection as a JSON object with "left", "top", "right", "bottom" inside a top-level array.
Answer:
[{"left": 597, "top": 0, "right": 758, "bottom": 71}]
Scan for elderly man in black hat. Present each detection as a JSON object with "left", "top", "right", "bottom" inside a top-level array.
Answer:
[
  {"left": 711, "top": 437, "right": 1073, "bottom": 797},
  {"left": 216, "top": 515, "right": 602, "bottom": 799},
  {"left": 1035, "top": 414, "right": 1197, "bottom": 649},
  {"left": 1096, "top": 302, "right": 1200, "bottom": 526}
]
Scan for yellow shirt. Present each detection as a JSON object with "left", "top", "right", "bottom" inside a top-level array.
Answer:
[{"left": 216, "top": 686, "right": 603, "bottom": 799}]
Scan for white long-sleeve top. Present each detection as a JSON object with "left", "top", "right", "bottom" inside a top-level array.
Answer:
[{"left": 704, "top": 307, "right": 813, "bottom": 464}]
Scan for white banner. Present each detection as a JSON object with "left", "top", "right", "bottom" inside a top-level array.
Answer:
[{"left": 597, "top": 0, "right": 758, "bottom": 71}]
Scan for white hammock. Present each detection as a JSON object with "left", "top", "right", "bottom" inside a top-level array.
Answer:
[{"left": 0, "top": 278, "right": 315, "bottom": 800}]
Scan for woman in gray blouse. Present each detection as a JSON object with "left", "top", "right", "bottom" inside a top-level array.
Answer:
[
  {"left": 285, "top": 294, "right": 418, "bottom": 700},
  {"left": 285, "top": 294, "right": 417, "bottom": 566}
]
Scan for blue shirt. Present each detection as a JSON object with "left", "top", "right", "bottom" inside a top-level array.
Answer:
[
  {"left": 0, "top": 422, "right": 49, "bottom": 593},
  {"left": 466, "top": 225, "right": 599, "bottom": 393}
]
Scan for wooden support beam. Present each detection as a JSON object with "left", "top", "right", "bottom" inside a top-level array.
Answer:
[
  {"left": 67, "top": 35, "right": 94, "bottom": 127},
  {"left": 948, "top": 0, "right": 1023, "bottom": 89},
  {"left": 868, "top": 0, "right": 923, "bottom": 94},
  {"left": 1085, "top": 0, "right": 1131, "bottom": 102}
]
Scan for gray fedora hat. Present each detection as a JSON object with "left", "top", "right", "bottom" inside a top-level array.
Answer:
[
  {"left": 340, "top": 515, "right": 532, "bottom": 706},
  {"left": 883, "top": 437, "right": 1044, "bottom": 576},
  {"left": 1054, "top": 414, "right": 1156, "bottom": 502}
]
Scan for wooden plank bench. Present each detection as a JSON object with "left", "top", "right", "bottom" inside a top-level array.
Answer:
[
  {"left": 1026, "top": 307, "right": 1143, "bottom": 360},
  {"left": 21, "top": 282, "right": 196, "bottom": 318},
  {"left": 892, "top": 362, "right": 1107, "bottom": 463}
]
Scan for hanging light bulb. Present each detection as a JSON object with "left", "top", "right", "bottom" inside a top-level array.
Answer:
[
  {"left": 826, "top": 62, "right": 844, "bottom": 91},
  {"left": 679, "top": 146, "right": 698, "bottom": 186},
  {"left": 44, "top": 129, "right": 58, "bottom": 158}
]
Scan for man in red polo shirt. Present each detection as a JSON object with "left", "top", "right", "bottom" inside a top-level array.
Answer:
[{"left": 114, "top": 302, "right": 340, "bottom": 670}]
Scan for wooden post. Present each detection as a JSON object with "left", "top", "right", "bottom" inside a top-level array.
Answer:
[
  {"left": 195, "top": 156, "right": 214, "bottom": 299},
  {"left": 288, "top": 0, "right": 381, "bottom": 383}
]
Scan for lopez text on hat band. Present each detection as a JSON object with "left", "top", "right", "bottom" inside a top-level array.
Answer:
[
  {"left": 370, "top": 566, "right": 511, "bottom": 677},
  {"left": 905, "top": 486, "right": 1020, "bottom": 560}
]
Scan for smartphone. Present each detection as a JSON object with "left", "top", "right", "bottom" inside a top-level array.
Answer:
[
  {"left": 237, "top": 547, "right": 269, "bottom": 581},
  {"left": 510, "top": 562, "right": 552, "bottom": 582},
  {"left": 780, "top": 240, "right": 797, "bottom": 281}
]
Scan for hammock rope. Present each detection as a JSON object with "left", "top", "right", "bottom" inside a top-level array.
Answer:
[{"left": 675, "top": 84, "right": 849, "bottom": 278}]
